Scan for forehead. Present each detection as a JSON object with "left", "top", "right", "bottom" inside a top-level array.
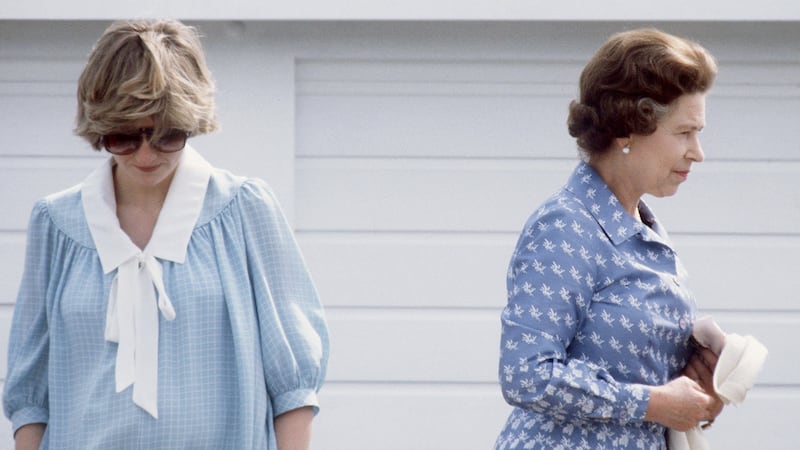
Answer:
[
  {"left": 112, "top": 117, "right": 156, "bottom": 132},
  {"left": 663, "top": 93, "right": 706, "bottom": 128},
  {"left": 129, "top": 117, "right": 156, "bottom": 128}
]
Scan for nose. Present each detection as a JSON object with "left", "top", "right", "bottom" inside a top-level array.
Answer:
[
  {"left": 687, "top": 135, "right": 705, "bottom": 163},
  {"left": 132, "top": 137, "right": 159, "bottom": 163}
]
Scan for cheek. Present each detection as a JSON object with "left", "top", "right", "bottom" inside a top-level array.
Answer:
[
  {"left": 163, "top": 154, "right": 183, "bottom": 168},
  {"left": 651, "top": 140, "right": 682, "bottom": 169}
]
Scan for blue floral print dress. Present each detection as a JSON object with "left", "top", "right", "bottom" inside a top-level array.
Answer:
[{"left": 494, "top": 162, "right": 697, "bottom": 450}]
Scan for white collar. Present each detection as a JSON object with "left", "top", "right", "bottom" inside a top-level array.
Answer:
[
  {"left": 81, "top": 146, "right": 212, "bottom": 418},
  {"left": 82, "top": 145, "right": 212, "bottom": 272}
]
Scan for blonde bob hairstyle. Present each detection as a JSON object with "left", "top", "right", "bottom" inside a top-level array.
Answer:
[
  {"left": 567, "top": 28, "right": 717, "bottom": 157},
  {"left": 75, "top": 19, "right": 219, "bottom": 150}
]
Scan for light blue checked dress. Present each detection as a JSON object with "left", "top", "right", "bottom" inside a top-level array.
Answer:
[
  {"left": 3, "top": 148, "right": 329, "bottom": 449},
  {"left": 494, "top": 162, "right": 698, "bottom": 450}
]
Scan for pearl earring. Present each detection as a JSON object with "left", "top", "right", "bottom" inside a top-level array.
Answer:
[{"left": 622, "top": 146, "right": 630, "bottom": 154}]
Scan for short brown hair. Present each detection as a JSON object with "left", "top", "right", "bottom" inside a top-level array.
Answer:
[
  {"left": 567, "top": 28, "right": 717, "bottom": 156},
  {"left": 75, "top": 20, "right": 219, "bottom": 150}
]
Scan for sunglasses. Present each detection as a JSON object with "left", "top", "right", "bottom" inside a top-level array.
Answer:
[{"left": 102, "top": 128, "right": 190, "bottom": 155}]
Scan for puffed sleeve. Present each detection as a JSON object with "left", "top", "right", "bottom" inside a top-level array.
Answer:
[
  {"left": 3, "top": 201, "right": 52, "bottom": 433},
  {"left": 237, "top": 179, "right": 329, "bottom": 417},
  {"left": 499, "top": 204, "right": 650, "bottom": 425}
]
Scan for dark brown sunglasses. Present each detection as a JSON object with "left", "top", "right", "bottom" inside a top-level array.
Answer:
[{"left": 102, "top": 128, "right": 190, "bottom": 155}]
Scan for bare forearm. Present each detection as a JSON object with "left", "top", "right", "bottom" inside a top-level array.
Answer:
[
  {"left": 15, "top": 423, "right": 45, "bottom": 450},
  {"left": 275, "top": 406, "right": 314, "bottom": 450}
]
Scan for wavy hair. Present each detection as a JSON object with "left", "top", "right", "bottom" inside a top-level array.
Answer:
[
  {"left": 567, "top": 28, "right": 717, "bottom": 157},
  {"left": 75, "top": 20, "right": 219, "bottom": 149}
]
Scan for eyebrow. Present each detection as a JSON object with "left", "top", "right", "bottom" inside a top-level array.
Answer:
[{"left": 674, "top": 121, "right": 704, "bottom": 131}]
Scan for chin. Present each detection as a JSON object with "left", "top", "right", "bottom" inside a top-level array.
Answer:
[
  {"left": 651, "top": 187, "right": 681, "bottom": 198},
  {"left": 662, "top": 189, "right": 681, "bottom": 198}
]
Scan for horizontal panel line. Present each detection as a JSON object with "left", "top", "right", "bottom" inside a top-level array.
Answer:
[
  {"left": 297, "top": 79, "right": 576, "bottom": 86},
  {"left": 671, "top": 231, "right": 800, "bottom": 237},
  {"left": 0, "top": 154, "right": 101, "bottom": 160},
  {"left": 0, "top": 80, "right": 75, "bottom": 86},
  {"left": 296, "top": 155, "right": 577, "bottom": 162},
  {"left": 295, "top": 61, "right": 584, "bottom": 71},
  {"left": 0, "top": 231, "right": 26, "bottom": 238},
  {"left": 4, "top": 230, "right": 794, "bottom": 241},
  {"left": 325, "top": 305, "right": 499, "bottom": 313},
  {"left": 297, "top": 89, "right": 800, "bottom": 99},
  {"left": 325, "top": 380, "right": 497, "bottom": 387},
  {"left": 297, "top": 91, "right": 570, "bottom": 98},
  {"left": 295, "top": 79, "right": 800, "bottom": 87},
  {"left": 755, "top": 384, "right": 800, "bottom": 390},
  {"left": 296, "top": 227, "right": 522, "bottom": 234},
  {"left": 323, "top": 380, "right": 800, "bottom": 390},
  {"left": 295, "top": 227, "right": 800, "bottom": 239},
  {"left": 696, "top": 309, "right": 800, "bottom": 315},
  {"left": 297, "top": 229, "right": 800, "bottom": 239},
  {"left": 296, "top": 57, "right": 799, "bottom": 66},
  {"left": 295, "top": 56, "right": 588, "bottom": 64},
  {"left": 296, "top": 78, "right": 800, "bottom": 85},
  {"left": 296, "top": 84, "right": 800, "bottom": 96},
  {"left": 322, "top": 305, "right": 800, "bottom": 317},
  {"left": 0, "top": 155, "right": 103, "bottom": 165},
  {"left": 295, "top": 227, "right": 525, "bottom": 235},
  {"left": 295, "top": 155, "right": 800, "bottom": 164},
  {"left": 3, "top": 155, "right": 797, "bottom": 165},
  {"left": 297, "top": 229, "right": 515, "bottom": 237},
  {"left": 297, "top": 79, "right": 576, "bottom": 85},
  {"left": 0, "top": 229, "right": 780, "bottom": 239},
  {"left": 321, "top": 381, "right": 800, "bottom": 391},
  {"left": 0, "top": 92, "right": 73, "bottom": 98}
]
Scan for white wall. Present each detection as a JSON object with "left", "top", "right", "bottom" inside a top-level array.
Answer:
[{"left": 1, "top": 20, "right": 798, "bottom": 449}]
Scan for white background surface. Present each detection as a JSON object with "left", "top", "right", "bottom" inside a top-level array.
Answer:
[{"left": 1, "top": 14, "right": 798, "bottom": 450}]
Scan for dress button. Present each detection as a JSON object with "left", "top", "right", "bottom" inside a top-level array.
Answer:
[{"left": 679, "top": 318, "right": 688, "bottom": 330}]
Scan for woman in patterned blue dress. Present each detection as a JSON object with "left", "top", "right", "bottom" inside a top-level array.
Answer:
[
  {"left": 4, "top": 20, "right": 328, "bottom": 449},
  {"left": 495, "top": 29, "right": 724, "bottom": 450}
]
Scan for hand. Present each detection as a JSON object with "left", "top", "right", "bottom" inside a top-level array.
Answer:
[
  {"left": 683, "top": 346, "right": 724, "bottom": 421},
  {"left": 644, "top": 376, "right": 718, "bottom": 431}
]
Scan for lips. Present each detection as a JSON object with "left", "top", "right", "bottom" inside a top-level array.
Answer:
[
  {"left": 136, "top": 165, "right": 160, "bottom": 173},
  {"left": 674, "top": 170, "right": 690, "bottom": 180}
]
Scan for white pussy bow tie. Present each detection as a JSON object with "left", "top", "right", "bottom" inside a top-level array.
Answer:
[{"left": 81, "top": 147, "right": 211, "bottom": 418}]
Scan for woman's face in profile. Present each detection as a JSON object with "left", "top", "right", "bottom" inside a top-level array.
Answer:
[{"left": 627, "top": 92, "right": 707, "bottom": 198}]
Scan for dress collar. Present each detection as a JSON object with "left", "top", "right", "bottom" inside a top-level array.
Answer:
[
  {"left": 81, "top": 145, "right": 212, "bottom": 272},
  {"left": 564, "top": 161, "right": 669, "bottom": 246}
]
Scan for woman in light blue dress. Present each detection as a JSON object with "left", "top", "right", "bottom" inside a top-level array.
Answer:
[
  {"left": 4, "top": 20, "right": 328, "bottom": 449},
  {"left": 494, "top": 29, "right": 724, "bottom": 449}
]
